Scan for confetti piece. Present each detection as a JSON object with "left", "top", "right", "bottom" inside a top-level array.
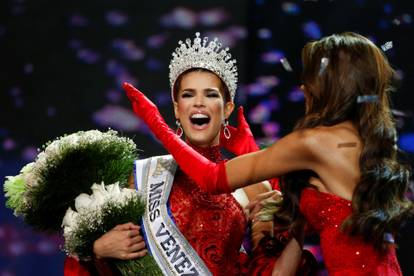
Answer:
[
  {"left": 318, "top": 57, "right": 329, "bottom": 75},
  {"left": 357, "top": 95, "right": 379, "bottom": 103},
  {"left": 384, "top": 232, "right": 395, "bottom": 244},
  {"left": 381, "top": 41, "right": 393, "bottom": 52},
  {"left": 280, "top": 57, "right": 293, "bottom": 72},
  {"left": 338, "top": 142, "right": 357, "bottom": 148}
]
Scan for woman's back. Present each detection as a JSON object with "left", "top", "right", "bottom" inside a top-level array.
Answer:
[
  {"left": 306, "top": 121, "right": 362, "bottom": 200},
  {"left": 300, "top": 188, "right": 402, "bottom": 276}
]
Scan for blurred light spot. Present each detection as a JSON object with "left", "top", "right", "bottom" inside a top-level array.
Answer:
[
  {"left": 15, "top": 98, "right": 23, "bottom": 108},
  {"left": 22, "top": 146, "right": 38, "bottom": 161},
  {"left": 160, "top": 7, "right": 197, "bottom": 29},
  {"left": 68, "top": 39, "right": 83, "bottom": 50},
  {"left": 8, "top": 241, "right": 26, "bottom": 256},
  {"left": 106, "top": 59, "right": 126, "bottom": 76},
  {"left": 378, "top": 19, "right": 390, "bottom": 30},
  {"left": 92, "top": 105, "right": 142, "bottom": 132},
  {"left": 199, "top": 8, "right": 228, "bottom": 26},
  {"left": 37, "top": 240, "right": 57, "bottom": 254},
  {"left": 383, "top": 3, "right": 392, "bottom": 14},
  {"left": 394, "top": 69, "right": 404, "bottom": 81},
  {"left": 288, "top": 87, "right": 305, "bottom": 102},
  {"left": 249, "top": 103, "right": 272, "bottom": 123},
  {"left": 155, "top": 92, "right": 171, "bottom": 107},
  {"left": 281, "top": 2, "right": 300, "bottom": 15},
  {"left": 106, "top": 89, "right": 122, "bottom": 103},
  {"left": 46, "top": 106, "right": 56, "bottom": 117},
  {"left": 77, "top": 49, "right": 100, "bottom": 64},
  {"left": 302, "top": 21, "right": 322, "bottom": 39},
  {"left": 246, "top": 83, "right": 269, "bottom": 96},
  {"left": 106, "top": 10, "right": 128, "bottom": 26},
  {"left": 262, "top": 121, "right": 280, "bottom": 137},
  {"left": 147, "top": 34, "right": 168, "bottom": 49},
  {"left": 402, "top": 13, "right": 412, "bottom": 24},
  {"left": 259, "top": 75, "right": 279, "bottom": 86},
  {"left": 68, "top": 14, "right": 89, "bottom": 27},
  {"left": 23, "top": 63, "right": 33, "bottom": 74},
  {"left": 257, "top": 28, "right": 272, "bottom": 39},
  {"left": 399, "top": 133, "right": 414, "bottom": 153},
  {"left": 9, "top": 86, "right": 21, "bottom": 97},
  {"left": 112, "top": 39, "right": 144, "bottom": 61},
  {"left": 3, "top": 138, "right": 16, "bottom": 151},
  {"left": 146, "top": 58, "right": 163, "bottom": 71},
  {"left": 261, "top": 50, "right": 284, "bottom": 64},
  {"left": 226, "top": 25, "right": 248, "bottom": 40}
]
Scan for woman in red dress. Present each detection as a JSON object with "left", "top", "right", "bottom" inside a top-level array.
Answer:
[
  {"left": 124, "top": 32, "right": 412, "bottom": 275},
  {"left": 65, "top": 33, "right": 304, "bottom": 275}
]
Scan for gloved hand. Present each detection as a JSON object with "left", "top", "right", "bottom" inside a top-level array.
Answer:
[
  {"left": 220, "top": 106, "right": 259, "bottom": 155},
  {"left": 123, "top": 82, "right": 231, "bottom": 194}
]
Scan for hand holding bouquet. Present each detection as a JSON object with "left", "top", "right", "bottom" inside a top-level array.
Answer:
[{"left": 62, "top": 182, "right": 162, "bottom": 275}]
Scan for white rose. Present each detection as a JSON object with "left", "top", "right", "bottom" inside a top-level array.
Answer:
[
  {"left": 89, "top": 183, "right": 108, "bottom": 208},
  {"left": 61, "top": 207, "right": 79, "bottom": 228},
  {"left": 106, "top": 182, "right": 121, "bottom": 197},
  {"left": 74, "top": 193, "right": 92, "bottom": 213}
]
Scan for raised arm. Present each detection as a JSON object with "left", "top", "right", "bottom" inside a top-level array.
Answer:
[{"left": 124, "top": 83, "right": 319, "bottom": 193}]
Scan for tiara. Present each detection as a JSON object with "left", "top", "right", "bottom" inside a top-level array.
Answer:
[{"left": 169, "top": 32, "right": 238, "bottom": 101}]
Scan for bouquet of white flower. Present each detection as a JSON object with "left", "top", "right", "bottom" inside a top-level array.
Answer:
[
  {"left": 4, "top": 129, "right": 137, "bottom": 232},
  {"left": 3, "top": 129, "right": 163, "bottom": 274},
  {"left": 62, "top": 182, "right": 162, "bottom": 275}
]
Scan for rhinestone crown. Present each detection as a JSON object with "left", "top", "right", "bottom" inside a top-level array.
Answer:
[{"left": 169, "top": 32, "right": 238, "bottom": 101}]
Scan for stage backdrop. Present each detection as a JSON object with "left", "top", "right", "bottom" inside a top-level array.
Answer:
[{"left": 0, "top": 0, "right": 413, "bottom": 275}]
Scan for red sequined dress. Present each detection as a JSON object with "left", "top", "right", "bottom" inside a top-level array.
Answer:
[
  {"left": 64, "top": 145, "right": 247, "bottom": 276},
  {"left": 169, "top": 144, "right": 248, "bottom": 275},
  {"left": 300, "top": 188, "right": 402, "bottom": 276}
]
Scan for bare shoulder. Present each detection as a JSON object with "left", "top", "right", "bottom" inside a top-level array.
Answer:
[{"left": 287, "top": 122, "right": 361, "bottom": 163}]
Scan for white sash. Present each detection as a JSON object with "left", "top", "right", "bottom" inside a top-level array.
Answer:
[{"left": 134, "top": 155, "right": 212, "bottom": 276}]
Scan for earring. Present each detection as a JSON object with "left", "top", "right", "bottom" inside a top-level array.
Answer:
[
  {"left": 223, "top": 119, "right": 231, "bottom": 140},
  {"left": 175, "top": 120, "right": 183, "bottom": 138}
]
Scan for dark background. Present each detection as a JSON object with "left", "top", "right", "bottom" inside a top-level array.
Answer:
[{"left": 1, "top": 0, "right": 413, "bottom": 275}]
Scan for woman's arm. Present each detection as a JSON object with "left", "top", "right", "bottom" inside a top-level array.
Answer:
[
  {"left": 124, "top": 82, "right": 322, "bottom": 193},
  {"left": 226, "top": 129, "right": 320, "bottom": 190}
]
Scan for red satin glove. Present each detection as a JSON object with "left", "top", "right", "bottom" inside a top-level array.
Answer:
[
  {"left": 220, "top": 106, "right": 259, "bottom": 155},
  {"left": 123, "top": 82, "right": 231, "bottom": 194}
]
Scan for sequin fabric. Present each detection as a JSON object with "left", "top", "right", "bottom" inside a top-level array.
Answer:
[
  {"left": 169, "top": 144, "right": 247, "bottom": 276},
  {"left": 300, "top": 188, "right": 402, "bottom": 276}
]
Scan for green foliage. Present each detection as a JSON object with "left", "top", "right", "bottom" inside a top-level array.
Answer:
[
  {"left": 21, "top": 131, "right": 138, "bottom": 232},
  {"left": 3, "top": 175, "right": 26, "bottom": 214},
  {"left": 3, "top": 130, "right": 165, "bottom": 275}
]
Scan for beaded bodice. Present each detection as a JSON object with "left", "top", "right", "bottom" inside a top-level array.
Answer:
[
  {"left": 169, "top": 145, "right": 247, "bottom": 276},
  {"left": 300, "top": 188, "right": 402, "bottom": 275}
]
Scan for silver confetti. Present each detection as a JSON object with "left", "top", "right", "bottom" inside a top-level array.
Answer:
[
  {"left": 381, "top": 41, "right": 393, "bottom": 52},
  {"left": 357, "top": 95, "right": 379, "bottom": 103},
  {"left": 280, "top": 57, "right": 293, "bottom": 72},
  {"left": 318, "top": 57, "right": 329, "bottom": 75}
]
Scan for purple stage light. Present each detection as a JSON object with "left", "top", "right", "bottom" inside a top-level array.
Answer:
[
  {"left": 106, "top": 10, "right": 128, "bottom": 26},
  {"left": 302, "top": 21, "right": 322, "bottom": 39}
]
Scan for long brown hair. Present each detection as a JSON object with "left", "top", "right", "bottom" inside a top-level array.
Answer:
[{"left": 276, "top": 32, "right": 412, "bottom": 251}]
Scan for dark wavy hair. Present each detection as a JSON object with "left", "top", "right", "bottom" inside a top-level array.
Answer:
[{"left": 275, "top": 32, "right": 412, "bottom": 251}]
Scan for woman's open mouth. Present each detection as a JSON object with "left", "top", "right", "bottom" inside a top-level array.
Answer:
[{"left": 190, "top": 113, "right": 211, "bottom": 129}]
